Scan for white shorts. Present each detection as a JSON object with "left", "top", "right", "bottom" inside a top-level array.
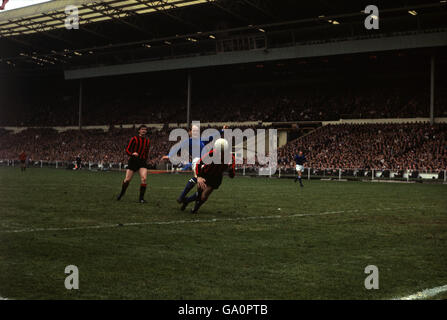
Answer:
[
  {"left": 192, "top": 157, "right": 200, "bottom": 175},
  {"left": 296, "top": 165, "right": 304, "bottom": 172}
]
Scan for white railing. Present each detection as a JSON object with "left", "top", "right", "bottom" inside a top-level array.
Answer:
[
  {"left": 272, "top": 167, "right": 447, "bottom": 182},
  {"left": 0, "top": 159, "right": 125, "bottom": 171},
  {"left": 1, "top": 160, "right": 446, "bottom": 183}
]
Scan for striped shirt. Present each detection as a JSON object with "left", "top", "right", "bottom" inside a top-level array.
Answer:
[
  {"left": 195, "top": 149, "right": 235, "bottom": 178},
  {"left": 126, "top": 135, "right": 150, "bottom": 161}
]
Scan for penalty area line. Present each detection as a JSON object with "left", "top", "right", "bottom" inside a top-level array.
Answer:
[
  {"left": 0, "top": 205, "right": 434, "bottom": 234},
  {"left": 393, "top": 284, "right": 447, "bottom": 300}
]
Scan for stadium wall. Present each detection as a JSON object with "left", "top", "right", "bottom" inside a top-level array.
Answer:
[
  {"left": 321, "top": 117, "right": 447, "bottom": 126},
  {"left": 2, "top": 118, "right": 446, "bottom": 134},
  {"left": 0, "top": 121, "right": 273, "bottom": 133}
]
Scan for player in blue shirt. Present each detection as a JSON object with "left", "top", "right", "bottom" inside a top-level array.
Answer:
[
  {"left": 162, "top": 124, "right": 227, "bottom": 204},
  {"left": 294, "top": 151, "right": 306, "bottom": 187}
]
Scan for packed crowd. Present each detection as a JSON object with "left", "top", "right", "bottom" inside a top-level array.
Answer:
[
  {"left": 1, "top": 86, "right": 446, "bottom": 127},
  {"left": 279, "top": 123, "right": 447, "bottom": 172},
  {"left": 0, "top": 127, "right": 175, "bottom": 168},
  {"left": 0, "top": 124, "right": 261, "bottom": 168},
  {"left": 1, "top": 123, "right": 446, "bottom": 172}
]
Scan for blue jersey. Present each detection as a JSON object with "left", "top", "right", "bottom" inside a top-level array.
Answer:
[
  {"left": 294, "top": 155, "right": 306, "bottom": 165},
  {"left": 168, "top": 137, "right": 205, "bottom": 159},
  {"left": 168, "top": 130, "right": 224, "bottom": 160}
]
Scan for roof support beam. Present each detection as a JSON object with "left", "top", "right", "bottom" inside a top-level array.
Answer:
[
  {"left": 207, "top": 0, "right": 250, "bottom": 24},
  {"left": 135, "top": 0, "right": 200, "bottom": 31},
  {"left": 9, "top": 19, "right": 76, "bottom": 46},
  {"left": 83, "top": 2, "right": 153, "bottom": 37},
  {"left": 41, "top": 11, "right": 114, "bottom": 42},
  {"left": 242, "top": 0, "right": 278, "bottom": 20}
]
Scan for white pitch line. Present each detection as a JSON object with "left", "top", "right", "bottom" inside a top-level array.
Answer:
[
  {"left": 0, "top": 206, "right": 433, "bottom": 234},
  {"left": 394, "top": 284, "right": 447, "bottom": 300},
  {"left": 1, "top": 211, "right": 345, "bottom": 234}
]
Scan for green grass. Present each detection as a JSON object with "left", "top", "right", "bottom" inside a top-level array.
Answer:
[{"left": 0, "top": 167, "right": 446, "bottom": 300}]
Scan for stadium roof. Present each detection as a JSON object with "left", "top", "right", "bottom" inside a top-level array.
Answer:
[
  {"left": 1, "top": 0, "right": 446, "bottom": 73},
  {"left": 0, "top": 0, "right": 211, "bottom": 37}
]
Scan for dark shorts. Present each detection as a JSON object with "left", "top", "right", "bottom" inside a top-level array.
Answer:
[
  {"left": 20, "top": 160, "right": 25, "bottom": 164},
  {"left": 128, "top": 157, "right": 148, "bottom": 172},
  {"left": 201, "top": 174, "right": 223, "bottom": 190}
]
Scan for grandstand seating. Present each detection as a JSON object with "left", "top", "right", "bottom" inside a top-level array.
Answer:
[
  {"left": 1, "top": 123, "right": 446, "bottom": 172},
  {"left": 279, "top": 123, "right": 447, "bottom": 172}
]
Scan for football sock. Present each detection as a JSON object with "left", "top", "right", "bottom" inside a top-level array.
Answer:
[
  {"left": 298, "top": 176, "right": 303, "bottom": 186},
  {"left": 179, "top": 177, "right": 197, "bottom": 201},
  {"left": 192, "top": 190, "right": 205, "bottom": 213},
  {"left": 118, "top": 180, "right": 130, "bottom": 198},
  {"left": 185, "top": 192, "right": 198, "bottom": 204},
  {"left": 139, "top": 183, "right": 147, "bottom": 201},
  {"left": 192, "top": 199, "right": 204, "bottom": 213}
]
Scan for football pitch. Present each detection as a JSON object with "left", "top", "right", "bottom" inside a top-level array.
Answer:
[{"left": 0, "top": 167, "right": 446, "bottom": 300}]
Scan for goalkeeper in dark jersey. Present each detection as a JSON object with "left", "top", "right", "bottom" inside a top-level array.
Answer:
[
  {"left": 180, "top": 138, "right": 235, "bottom": 214},
  {"left": 162, "top": 124, "right": 228, "bottom": 204}
]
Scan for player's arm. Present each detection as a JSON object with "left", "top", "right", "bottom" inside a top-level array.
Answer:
[
  {"left": 195, "top": 154, "right": 204, "bottom": 177},
  {"left": 195, "top": 157, "right": 207, "bottom": 189}
]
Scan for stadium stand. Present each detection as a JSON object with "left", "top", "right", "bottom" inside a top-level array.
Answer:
[
  {"left": 1, "top": 78, "right": 446, "bottom": 126},
  {"left": 1, "top": 122, "right": 446, "bottom": 175},
  {"left": 279, "top": 123, "right": 447, "bottom": 172},
  {"left": 0, "top": 127, "right": 174, "bottom": 168},
  {"left": 0, "top": 0, "right": 446, "bottom": 178}
]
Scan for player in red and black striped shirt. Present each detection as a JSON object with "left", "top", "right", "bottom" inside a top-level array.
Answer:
[
  {"left": 180, "top": 139, "right": 235, "bottom": 213},
  {"left": 19, "top": 151, "right": 27, "bottom": 172},
  {"left": 117, "top": 125, "right": 151, "bottom": 203}
]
